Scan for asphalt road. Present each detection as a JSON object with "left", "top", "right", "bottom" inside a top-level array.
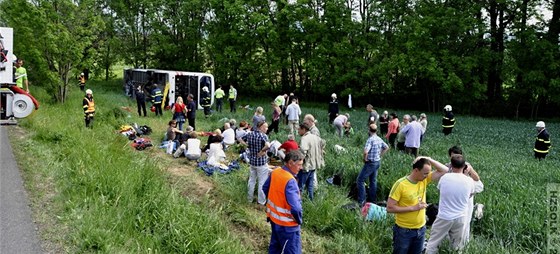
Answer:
[{"left": 0, "top": 126, "right": 42, "bottom": 253}]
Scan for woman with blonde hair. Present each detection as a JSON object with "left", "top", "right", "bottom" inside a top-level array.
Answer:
[
  {"left": 172, "top": 96, "right": 187, "bottom": 130},
  {"left": 252, "top": 106, "right": 266, "bottom": 131}
]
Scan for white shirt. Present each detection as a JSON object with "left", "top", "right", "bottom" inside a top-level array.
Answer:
[
  {"left": 236, "top": 128, "right": 249, "bottom": 140},
  {"left": 285, "top": 102, "right": 301, "bottom": 121},
  {"left": 437, "top": 173, "right": 475, "bottom": 220},
  {"left": 186, "top": 139, "right": 201, "bottom": 157},
  {"left": 222, "top": 128, "right": 235, "bottom": 145}
]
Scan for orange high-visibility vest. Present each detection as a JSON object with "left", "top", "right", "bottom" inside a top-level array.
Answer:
[
  {"left": 84, "top": 97, "right": 95, "bottom": 113},
  {"left": 266, "top": 167, "right": 299, "bottom": 227}
]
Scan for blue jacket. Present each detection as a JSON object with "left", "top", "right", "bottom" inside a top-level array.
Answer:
[{"left": 152, "top": 88, "right": 163, "bottom": 104}]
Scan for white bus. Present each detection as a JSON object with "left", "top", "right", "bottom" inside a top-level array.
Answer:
[{"left": 124, "top": 68, "right": 214, "bottom": 110}]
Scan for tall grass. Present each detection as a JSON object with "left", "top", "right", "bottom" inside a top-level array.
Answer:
[
  {"left": 11, "top": 81, "right": 555, "bottom": 253},
  {"left": 12, "top": 82, "right": 249, "bottom": 253}
]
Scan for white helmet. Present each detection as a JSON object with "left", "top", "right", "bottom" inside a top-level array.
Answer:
[
  {"left": 444, "top": 105, "right": 452, "bottom": 111},
  {"left": 331, "top": 93, "right": 337, "bottom": 99},
  {"left": 86, "top": 89, "right": 93, "bottom": 95},
  {"left": 80, "top": 72, "right": 85, "bottom": 76},
  {"left": 202, "top": 86, "right": 209, "bottom": 92},
  {"left": 536, "top": 121, "right": 545, "bottom": 128}
]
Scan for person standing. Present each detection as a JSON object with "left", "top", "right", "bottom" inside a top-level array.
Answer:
[
  {"left": 186, "top": 94, "right": 197, "bottom": 130},
  {"left": 328, "top": 93, "right": 339, "bottom": 124},
  {"left": 386, "top": 156, "right": 447, "bottom": 254},
  {"left": 14, "top": 59, "right": 29, "bottom": 92},
  {"left": 534, "top": 121, "right": 552, "bottom": 159},
  {"left": 303, "top": 114, "right": 320, "bottom": 137},
  {"left": 425, "top": 154, "right": 475, "bottom": 253},
  {"left": 201, "top": 86, "right": 212, "bottom": 117},
  {"left": 285, "top": 98, "right": 301, "bottom": 135},
  {"left": 297, "top": 123, "right": 325, "bottom": 201},
  {"left": 214, "top": 85, "right": 225, "bottom": 112},
  {"left": 78, "top": 72, "right": 86, "bottom": 91},
  {"left": 135, "top": 85, "right": 147, "bottom": 117},
  {"left": 83, "top": 89, "right": 95, "bottom": 128},
  {"left": 252, "top": 106, "right": 266, "bottom": 131},
  {"left": 400, "top": 115, "right": 424, "bottom": 157},
  {"left": 366, "top": 104, "right": 379, "bottom": 126},
  {"left": 418, "top": 113, "right": 428, "bottom": 142},
  {"left": 386, "top": 113, "right": 399, "bottom": 148},
  {"left": 229, "top": 85, "right": 237, "bottom": 113},
  {"left": 151, "top": 84, "right": 163, "bottom": 116},
  {"left": 396, "top": 115, "right": 410, "bottom": 151},
  {"left": 357, "top": 124, "right": 389, "bottom": 205},
  {"left": 446, "top": 146, "right": 483, "bottom": 244},
  {"left": 333, "top": 113, "right": 350, "bottom": 138},
  {"left": 241, "top": 121, "right": 270, "bottom": 205},
  {"left": 262, "top": 150, "right": 304, "bottom": 254},
  {"left": 379, "top": 111, "right": 389, "bottom": 136},
  {"left": 172, "top": 96, "right": 187, "bottom": 131},
  {"left": 442, "top": 105, "right": 455, "bottom": 135},
  {"left": 268, "top": 102, "right": 282, "bottom": 135}
]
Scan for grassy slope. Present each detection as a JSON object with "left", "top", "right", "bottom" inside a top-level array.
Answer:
[{"left": 9, "top": 79, "right": 556, "bottom": 253}]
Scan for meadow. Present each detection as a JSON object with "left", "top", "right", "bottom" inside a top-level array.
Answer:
[{"left": 8, "top": 80, "right": 557, "bottom": 253}]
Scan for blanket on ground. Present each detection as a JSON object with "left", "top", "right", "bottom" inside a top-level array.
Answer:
[{"left": 197, "top": 160, "right": 240, "bottom": 176}]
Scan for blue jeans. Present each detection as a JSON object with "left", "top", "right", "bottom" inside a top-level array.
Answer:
[
  {"left": 357, "top": 161, "right": 380, "bottom": 205},
  {"left": 297, "top": 170, "right": 315, "bottom": 201},
  {"left": 392, "top": 225, "right": 426, "bottom": 254}
]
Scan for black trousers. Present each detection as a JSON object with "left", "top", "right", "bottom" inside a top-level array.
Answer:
[
  {"left": 188, "top": 118, "right": 196, "bottom": 130},
  {"left": 137, "top": 99, "right": 147, "bottom": 116},
  {"left": 154, "top": 103, "right": 162, "bottom": 116},
  {"left": 229, "top": 99, "right": 236, "bottom": 112}
]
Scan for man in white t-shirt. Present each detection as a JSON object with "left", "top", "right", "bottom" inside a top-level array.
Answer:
[
  {"left": 222, "top": 122, "right": 236, "bottom": 147},
  {"left": 425, "top": 154, "right": 475, "bottom": 254},
  {"left": 185, "top": 132, "right": 202, "bottom": 160},
  {"left": 285, "top": 98, "right": 301, "bottom": 135}
]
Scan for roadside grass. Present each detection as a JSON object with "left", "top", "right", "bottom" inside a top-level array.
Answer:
[{"left": 9, "top": 79, "right": 557, "bottom": 253}]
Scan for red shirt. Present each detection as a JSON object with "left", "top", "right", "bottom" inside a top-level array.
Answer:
[
  {"left": 174, "top": 103, "right": 186, "bottom": 113},
  {"left": 279, "top": 140, "right": 299, "bottom": 153}
]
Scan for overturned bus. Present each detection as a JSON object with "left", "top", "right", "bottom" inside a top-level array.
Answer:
[{"left": 124, "top": 68, "right": 214, "bottom": 110}]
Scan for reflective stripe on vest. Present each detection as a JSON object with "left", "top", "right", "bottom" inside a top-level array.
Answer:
[
  {"left": 534, "top": 148, "right": 549, "bottom": 153},
  {"left": 84, "top": 98, "right": 95, "bottom": 113},
  {"left": 266, "top": 167, "right": 298, "bottom": 227}
]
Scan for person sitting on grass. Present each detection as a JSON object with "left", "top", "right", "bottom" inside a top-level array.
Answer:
[
  {"left": 166, "top": 120, "right": 183, "bottom": 154},
  {"left": 186, "top": 132, "right": 202, "bottom": 160},
  {"left": 203, "top": 129, "right": 223, "bottom": 152}
]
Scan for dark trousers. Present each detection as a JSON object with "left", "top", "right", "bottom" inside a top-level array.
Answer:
[
  {"left": 216, "top": 98, "right": 223, "bottom": 112},
  {"left": 137, "top": 99, "right": 147, "bottom": 116},
  {"left": 443, "top": 127, "right": 453, "bottom": 135},
  {"left": 535, "top": 152, "right": 547, "bottom": 160},
  {"left": 203, "top": 106, "right": 211, "bottom": 116},
  {"left": 188, "top": 118, "right": 196, "bottom": 130},
  {"left": 79, "top": 85, "right": 85, "bottom": 91},
  {"left": 154, "top": 103, "right": 162, "bottom": 116},
  {"left": 405, "top": 147, "right": 418, "bottom": 157},
  {"left": 85, "top": 115, "right": 94, "bottom": 128},
  {"left": 267, "top": 119, "right": 280, "bottom": 134},
  {"left": 388, "top": 133, "right": 397, "bottom": 148},
  {"left": 229, "top": 99, "right": 236, "bottom": 112}
]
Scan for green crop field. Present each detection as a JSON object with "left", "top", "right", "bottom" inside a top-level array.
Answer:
[{"left": 8, "top": 80, "right": 557, "bottom": 253}]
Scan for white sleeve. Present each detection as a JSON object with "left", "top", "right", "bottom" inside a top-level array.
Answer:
[{"left": 473, "top": 180, "right": 484, "bottom": 194}]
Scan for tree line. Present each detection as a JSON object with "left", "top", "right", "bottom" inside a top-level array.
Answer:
[{"left": 1, "top": 0, "right": 559, "bottom": 118}]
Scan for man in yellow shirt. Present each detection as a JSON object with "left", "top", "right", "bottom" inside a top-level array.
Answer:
[
  {"left": 15, "top": 59, "right": 29, "bottom": 92},
  {"left": 386, "top": 157, "right": 447, "bottom": 254},
  {"left": 214, "top": 85, "right": 225, "bottom": 112}
]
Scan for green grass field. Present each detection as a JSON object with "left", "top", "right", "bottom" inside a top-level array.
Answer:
[{"left": 8, "top": 79, "right": 556, "bottom": 253}]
